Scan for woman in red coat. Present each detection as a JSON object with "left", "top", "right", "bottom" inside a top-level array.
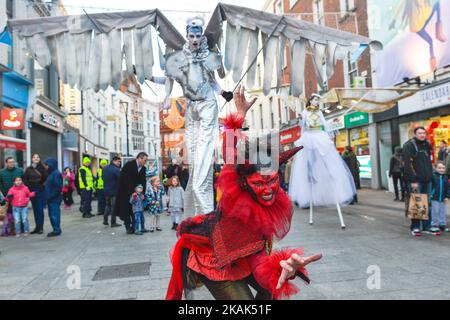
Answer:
[
  {"left": 166, "top": 87, "right": 322, "bottom": 300},
  {"left": 62, "top": 167, "right": 76, "bottom": 209}
]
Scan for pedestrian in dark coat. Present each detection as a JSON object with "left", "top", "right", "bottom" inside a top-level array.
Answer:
[
  {"left": 166, "top": 159, "right": 181, "bottom": 179},
  {"left": 402, "top": 126, "right": 434, "bottom": 236},
  {"left": 113, "top": 152, "right": 148, "bottom": 234},
  {"left": 179, "top": 163, "right": 189, "bottom": 191},
  {"left": 23, "top": 153, "right": 48, "bottom": 234},
  {"left": 44, "top": 158, "right": 63, "bottom": 237},
  {"left": 437, "top": 141, "right": 448, "bottom": 162},
  {"left": 389, "top": 147, "right": 405, "bottom": 201},
  {"left": 0, "top": 157, "right": 24, "bottom": 234},
  {"left": 342, "top": 146, "right": 360, "bottom": 204},
  {"left": 102, "top": 156, "right": 122, "bottom": 227}
]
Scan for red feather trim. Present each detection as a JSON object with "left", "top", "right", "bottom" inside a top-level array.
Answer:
[
  {"left": 252, "top": 248, "right": 308, "bottom": 300},
  {"left": 223, "top": 113, "right": 245, "bottom": 130},
  {"left": 217, "top": 165, "right": 293, "bottom": 240},
  {"left": 166, "top": 233, "right": 211, "bottom": 300}
]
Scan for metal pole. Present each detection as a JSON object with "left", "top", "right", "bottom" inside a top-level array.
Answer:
[{"left": 126, "top": 103, "right": 130, "bottom": 156}]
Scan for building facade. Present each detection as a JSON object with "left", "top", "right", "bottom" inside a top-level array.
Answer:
[
  {"left": 0, "top": 0, "right": 64, "bottom": 170},
  {"left": 254, "top": 0, "right": 375, "bottom": 186}
]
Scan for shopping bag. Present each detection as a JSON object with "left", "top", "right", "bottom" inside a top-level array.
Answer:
[
  {"left": 0, "top": 202, "right": 8, "bottom": 227},
  {"left": 406, "top": 192, "right": 429, "bottom": 220}
]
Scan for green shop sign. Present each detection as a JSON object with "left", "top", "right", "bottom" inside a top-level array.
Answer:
[{"left": 345, "top": 111, "right": 369, "bottom": 128}]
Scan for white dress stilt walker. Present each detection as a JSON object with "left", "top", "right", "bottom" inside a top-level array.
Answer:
[{"left": 289, "top": 101, "right": 356, "bottom": 229}]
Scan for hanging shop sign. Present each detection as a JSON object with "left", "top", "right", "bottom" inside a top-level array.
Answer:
[
  {"left": 1, "top": 108, "right": 25, "bottom": 130},
  {"left": 399, "top": 81, "right": 450, "bottom": 116},
  {"left": 0, "top": 139, "right": 26, "bottom": 151},
  {"left": 280, "top": 126, "right": 301, "bottom": 145},
  {"left": 40, "top": 113, "right": 61, "bottom": 128},
  {"left": 32, "top": 101, "right": 65, "bottom": 133},
  {"left": 327, "top": 115, "right": 345, "bottom": 131},
  {"left": 345, "top": 111, "right": 369, "bottom": 128}
]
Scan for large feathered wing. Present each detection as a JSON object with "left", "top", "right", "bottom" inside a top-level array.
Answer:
[
  {"left": 204, "top": 3, "right": 382, "bottom": 97},
  {"left": 7, "top": 9, "right": 185, "bottom": 91}
]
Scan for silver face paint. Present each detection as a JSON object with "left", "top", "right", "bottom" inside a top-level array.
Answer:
[{"left": 187, "top": 31, "right": 203, "bottom": 50}]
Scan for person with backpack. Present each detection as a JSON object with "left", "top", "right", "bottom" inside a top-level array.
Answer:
[
  {"left": 403, "top": 126, "right": 435, "bottom": 237},
  {"left": 389, "top": 147, "right": 405, "bottom": 202}
]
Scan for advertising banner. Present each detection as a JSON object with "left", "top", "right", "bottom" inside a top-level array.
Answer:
[
  {"left": 1, "top": 108, "right": 25, "bottom": 130},
  {"left": 369, "top": 0, "right": 450, "bottom": 86}
]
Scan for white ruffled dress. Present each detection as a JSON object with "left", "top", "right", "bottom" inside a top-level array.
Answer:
[{"left": 289, "top": 109, "right": 356, "bottom": 208}]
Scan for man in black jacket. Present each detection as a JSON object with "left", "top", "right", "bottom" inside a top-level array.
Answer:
[
  {"left": 437, "top": 140, "right": 448, "bottom": 162},
  {"left": 113, "top": 152, "right": 148, "bottom": 234},
  {"left": 402, "top": 126, "right": 434, "bottom": 236},
  {"left": 102, "top": 156, "right": 122, "bottom": 228}
]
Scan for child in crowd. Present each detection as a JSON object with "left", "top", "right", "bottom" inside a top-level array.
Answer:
[
  {"left": 430, "top": 161, "right": 450, "bottom": 233},
  {"left": 167, "top": 176, "right": 184, "bottom": 230},
  {"left": 0, "top": 191, "right": 13, "bottom": 237},
  {"left": 7, "top": 177, "right": 35, "bottom": 237},
  {"left": 146, "top": 176, "right": 165, "bottom": 232},
  {"left": 130, "top": 184, "right": 146, "bottom": 235}
]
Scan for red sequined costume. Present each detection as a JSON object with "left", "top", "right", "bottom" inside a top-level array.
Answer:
[{"left": 166, "top": 113, "right": 309, "bottom": 300}]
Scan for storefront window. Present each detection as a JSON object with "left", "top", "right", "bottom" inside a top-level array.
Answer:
[
  {"left": 378, "top": 121, "right": 393, "bottom": 189},
  {"left": 334, "top": 130, "right": 348, "bottom": 154},
  {"left": 349, "top": 126, "right": 371, "bottom": 179},
  {"left": 399, "top": 115, "right": 450, "bottom": 162},
  {"left": 350, "top": 127, "right": 370, "bottom": 156}
]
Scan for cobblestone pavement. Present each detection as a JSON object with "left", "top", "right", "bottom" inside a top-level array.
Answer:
[{"left": 1, "top": 189, "right": 449, "bottom": 300}]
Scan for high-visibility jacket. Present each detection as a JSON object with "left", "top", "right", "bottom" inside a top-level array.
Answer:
[
  {"left": 96, "top": 168, "right": 104, "bottom": 190},
  {"left": 78, "top": 166, "right": 94, "bottom": 190}
]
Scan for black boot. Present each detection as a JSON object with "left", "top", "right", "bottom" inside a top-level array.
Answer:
[
  {"left": 30, "top": 226, "right": 43, "bottom": 235},
  {"left": 171, "top": 223, "right": 176, "bottom": 230}
]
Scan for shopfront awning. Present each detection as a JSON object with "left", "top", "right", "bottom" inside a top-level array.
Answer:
[
  {"left": 322, "top": 88, "right": 419, "bottom": 113},
  {"left": 0, "top": 134, "right": 27, "bottom": 151}
]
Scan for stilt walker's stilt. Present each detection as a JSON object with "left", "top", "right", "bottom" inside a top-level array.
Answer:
[
  {"left": 309, "top": 201, "right": 313, "bottom": 225},
  {"left": 336, "top": 203, "right": 346, "bottom": 229}
]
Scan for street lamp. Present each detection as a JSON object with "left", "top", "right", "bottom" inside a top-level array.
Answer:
[{"left": 120, "top": 100, "right": 130, "bottom": 157}]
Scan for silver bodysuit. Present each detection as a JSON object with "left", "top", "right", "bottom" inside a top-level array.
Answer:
[{"left": 164, "top": 37, "right": 222, "bottom": 215}]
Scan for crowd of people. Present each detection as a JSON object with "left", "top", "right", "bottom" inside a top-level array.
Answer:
[
  {"left": 0, "top": 155, "right": 62, "bottom": 238},
  {"left": 1, "top": 126, "right": 448, "bottom": 240},
  {"left": 0, "top": 152, "right": 192, "bottom": 239},
  {"left": 387, "top": 127, "right": 449, "bottom": 236}
]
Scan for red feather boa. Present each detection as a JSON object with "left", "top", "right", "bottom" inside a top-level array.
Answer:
[
  {"left": 251, "top": 248, "right": 309, "bottom": 300},
  {"left": 217, "top": 164, "right": 293, "bottom": 241}
]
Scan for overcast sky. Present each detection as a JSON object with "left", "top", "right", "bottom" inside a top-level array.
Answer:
[
  {"left": 61, "top": 0, "right": 266, "bottom": 102},
  {"left": 64, "top": 0, "right": 264, "bottom": 28}
]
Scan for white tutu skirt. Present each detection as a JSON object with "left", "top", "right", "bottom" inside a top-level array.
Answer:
[{"left": 289, "top": 130, "right": 356, "bottom": 208}]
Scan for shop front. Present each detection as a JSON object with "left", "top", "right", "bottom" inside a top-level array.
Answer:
[
  {"left": 279, "top": 125, "right": 301, "bottom": 151},
  {"left": 30, "top": 96, "right": 64, "bottom": 170},
  {"left": 79, "top": 136, "right": 109, "bottom": 174},
  {"left": 398, "top": 80, "right": 450, "bottom": 163},
  {"left": 62, "top": 131, "right": 80, "bottom": 170},
  {"left": 0, "top": 71, "right": 33, "bottom": 167},
  {"left": 344, "top": 111, "right": 371, "bottom": 184}
]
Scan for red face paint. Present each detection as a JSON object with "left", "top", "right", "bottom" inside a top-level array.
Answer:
[{"left": 245, "top": 172, "right": 280, "bottom": 206}]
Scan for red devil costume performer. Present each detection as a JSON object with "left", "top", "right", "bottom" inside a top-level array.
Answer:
[{"left": 166, "top": 87, "right": 322, "bottom": 300}]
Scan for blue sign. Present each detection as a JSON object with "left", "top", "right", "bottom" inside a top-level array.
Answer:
[{"left": 1, "top": 71, "right": 33, "bottom": 109}]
